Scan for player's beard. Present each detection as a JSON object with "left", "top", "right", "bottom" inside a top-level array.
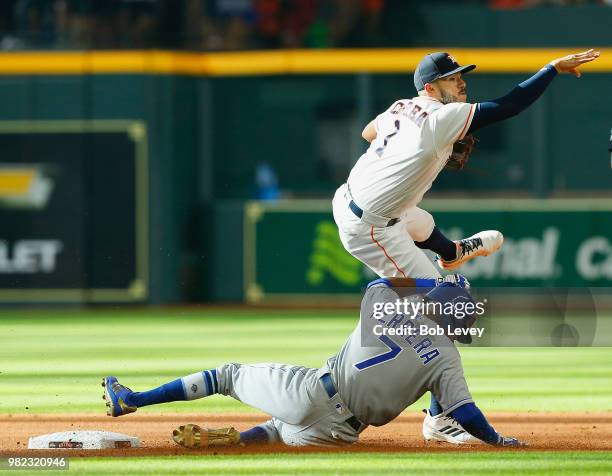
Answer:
[{"left": 440, "top": 90, "right": 459, "bottom": 104}]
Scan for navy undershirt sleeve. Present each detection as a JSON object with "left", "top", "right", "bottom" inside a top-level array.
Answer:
[
  {"left": 468, "top": 64, "right": 558, "bottom": 133},
  {"left": 450, "top": 402, "right": 500, "bottom": 445}
]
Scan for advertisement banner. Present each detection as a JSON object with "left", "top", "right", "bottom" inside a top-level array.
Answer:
[
  {"left": 0, "top": 121, "right": 148, "bottom": 302},
  {"left": 244, "top": 199, "right": 612, "bottom": 302}
]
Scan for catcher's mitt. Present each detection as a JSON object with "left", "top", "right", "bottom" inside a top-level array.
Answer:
[{"left": 446, "top": 134, "right": 476, "bottom": 170}]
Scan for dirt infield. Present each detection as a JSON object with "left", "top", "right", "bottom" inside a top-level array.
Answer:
[{"left": 1, "top": 412, "right": 611, "bottom": 457}]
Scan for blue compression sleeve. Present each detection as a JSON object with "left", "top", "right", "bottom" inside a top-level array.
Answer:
[
  {"left": 450, "top": 403, "right": 500, "bottom": 445},
  {"left": 468, "top": 64, "right": 557, "bottom": 133}
]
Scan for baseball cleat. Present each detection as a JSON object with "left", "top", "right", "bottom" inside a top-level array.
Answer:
[
  {"left": 422, "top": 409, "right": 477, "bottom": 444},
  {"left": 172, "top": 424, "right": 241, "bottom": 449},
  {"left": 102, "top": 376, "right": 137, "bottom": 417},
  {"left": 437, "top": 230, "right": 503, "bottom": 271}
]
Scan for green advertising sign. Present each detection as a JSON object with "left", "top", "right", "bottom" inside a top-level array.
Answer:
[{"left": 244, "top": 199, "right": 612, "bottom": 303}]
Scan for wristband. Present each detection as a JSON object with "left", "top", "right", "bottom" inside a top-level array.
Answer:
[{"left": 415, "top": 278, "right": 437, "bottom": 289}]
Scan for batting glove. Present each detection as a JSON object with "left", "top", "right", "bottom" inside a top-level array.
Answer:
[
  {"left": 441, "top": 274, "right": 470, "bottom": 289},
  {"left": 497, "top": 436, "right": 527, "bottom": 447}
]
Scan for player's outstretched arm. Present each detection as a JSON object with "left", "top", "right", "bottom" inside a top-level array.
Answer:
[
  {"left": 450, "top": 402, "right": 526, "bottom": 447},
  {"left": 468, "top": 49, "right": 600, "bottom": 134}
]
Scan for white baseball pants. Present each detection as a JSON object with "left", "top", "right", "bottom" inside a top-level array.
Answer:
[{"left": 332, "top": 184, "right": 441, "bottom": 279}]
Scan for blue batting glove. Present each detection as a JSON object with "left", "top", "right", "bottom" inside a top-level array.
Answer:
[
  {"left": 442, "top": 274, "right": 470, "bottom": 289},
  {"left": 497, "top": 436, "right": 527, "bottom": 447}
]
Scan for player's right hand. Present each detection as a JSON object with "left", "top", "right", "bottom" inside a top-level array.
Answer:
[
  {"left": 550, "top": 49, "right": 600, "bottom": 78},
  {"left": 497, "top": 436, "right": 527, "bottom": 447}
]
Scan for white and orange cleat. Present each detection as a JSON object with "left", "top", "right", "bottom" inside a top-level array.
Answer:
[{"left": 437, "top": 230, "right": 504, "bottom": 271}]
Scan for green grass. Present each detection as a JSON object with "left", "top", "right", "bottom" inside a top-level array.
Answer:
[
  {"left": 64, "top": 452, "right": 612, "bottom": 475},
  {"left": 1, "top": 308, "right": 611, "bottom": 414},
  {"left": 1, "top": 308, "right": 611, "bottom": 475}
]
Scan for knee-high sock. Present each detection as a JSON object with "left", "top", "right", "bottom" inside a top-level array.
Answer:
[
  {"left": 127, "top": 369, "right": 218, "bottom": 407},
  {"left": 239, "top": 426, "right": 270, "bottom": 445},
  {"left": 414, "top": 226, "right": 457, "bottom": 261}
]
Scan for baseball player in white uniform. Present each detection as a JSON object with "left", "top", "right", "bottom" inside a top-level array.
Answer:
[
  {"left": 332, "top": 49, "right": 600, "bottom": 441},
  {"left": 102, "top": 277, "right": 525, "bottom": 448}
]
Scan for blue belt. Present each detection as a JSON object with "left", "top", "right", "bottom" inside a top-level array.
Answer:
[
  {"left": 349, "top": 200, "right": 399, "bottom": 227},
  {"left": 320, "top": 373, "right": 365, "bottom": 433}
]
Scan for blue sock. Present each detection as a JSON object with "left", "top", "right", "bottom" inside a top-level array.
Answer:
[
  {"left": 127, "top": 369, "right": 218, "bottom": 408},
  {"left": 429, "top": 395, "right": 443, "bottom": 417},
  {"left": 415, "top": 227, "right": 457, "bottom": 261},
  {"left": 239, "top": 426, "right": 269, "bottom": 445}
]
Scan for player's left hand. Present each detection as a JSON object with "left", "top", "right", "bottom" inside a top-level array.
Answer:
[
  {"left": 497, "top": 436, "right": 528, "bottom": 447},
  {"left": 446, "top": 134, "right": 476, "bottom": 170},
  {"left": 550, "top": 49, "right": 600, "bottom": 78}
]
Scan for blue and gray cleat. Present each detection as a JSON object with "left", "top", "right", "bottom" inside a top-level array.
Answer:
[{"left": 102, "top": 376, "right": 137, "bottom": 417}]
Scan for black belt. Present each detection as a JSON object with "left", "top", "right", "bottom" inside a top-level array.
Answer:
[
  {"left": 349, "top": 200, "right": 399, "bottom": 227},
  {"left": 320, "top": 373, "right": 365, "bottom": 433}
]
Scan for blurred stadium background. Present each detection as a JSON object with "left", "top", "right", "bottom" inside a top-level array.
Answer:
[
  {"left": 0, "top": 2, "right": 611, "bottom": 474},
  {"left": 0, "top": 0, "right": 610, "bottom": 306}
]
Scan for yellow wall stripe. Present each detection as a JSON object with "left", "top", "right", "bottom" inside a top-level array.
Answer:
[{"left": 0, "top": 48, "right": 608, "bottom": 76}]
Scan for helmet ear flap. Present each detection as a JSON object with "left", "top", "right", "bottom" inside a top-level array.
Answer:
[{"left": 424, "top": 283, "right": 478, "bottom": 344}]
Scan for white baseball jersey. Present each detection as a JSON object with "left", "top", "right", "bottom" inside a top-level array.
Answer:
[{"left": 347, "top": 97, "right": 475, "bottom": 219}]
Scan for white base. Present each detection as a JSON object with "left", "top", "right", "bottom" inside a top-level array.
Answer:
[{"left": 28, "top": 430, "right": 140, "bottom": 450}]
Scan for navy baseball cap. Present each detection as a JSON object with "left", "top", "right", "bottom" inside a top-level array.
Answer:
[{"left": 414, "top": 52, "right": 476, "bottom": 91}]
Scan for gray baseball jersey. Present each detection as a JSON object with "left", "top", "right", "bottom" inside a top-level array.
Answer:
[
  {"left": 326, "top": 286, "right": 473, "bottom": 426},
  {"left": 214, "top": 286, "right": 473, "bottom": 446}
]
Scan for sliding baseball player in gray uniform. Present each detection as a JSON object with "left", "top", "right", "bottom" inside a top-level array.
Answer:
[{"left": 103, "top": 277, "right": 523, "bottom": 448}]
